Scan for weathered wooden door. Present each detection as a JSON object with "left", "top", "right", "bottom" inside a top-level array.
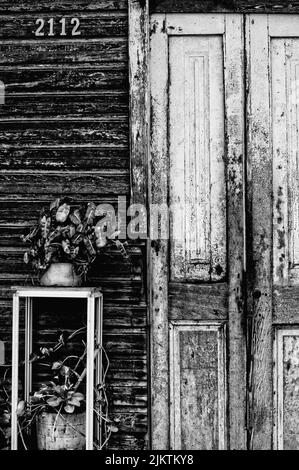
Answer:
[
  {"left": 149, "top": 12, "right": 299, "bottom": 451},
  {"left": 247, "top": 14, "right": 299, "bottom": 450},
  {"left": 149, "top": 14, "right": 246, "bottom": 450}
]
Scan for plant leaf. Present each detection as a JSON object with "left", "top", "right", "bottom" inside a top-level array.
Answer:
[
  {"left": 72, "top": 392, "right": 84, "bottom": 401},
  {"left": 60, "top": 365, "right": 70, "bottom": 377},
  {"left": 47, "top": 397, "right": 63, "bottom": 408},
  {"left": 67, "top": 398, "right": 82, "bottom": 407},
  {"left": 109, "top": 425, "right": 119, "bottom": 433},
  {"left": 84, "top": 203, "right": 96, "bottom": 225},
  {"left": 64, "top": 404, "right": 75, "bottom": 414},
  {"left": 62, "top": 240, "right": 71, "bottom": 254},
  {"left": 50, "top": 198, "right": 60, "bottom": 211},
  {"left": 16, "top": 400, "right": 25, "bottom": 416},
  {"left": 69, "top": 210, "right": 81, "bottom": 226},
  {"left": 56, "top": 203, "right": 70, "bottom": 223},
  {"left": 40, "top": 215, "right": 51, "bottom": 238},
  {"left": 84, "top": 237, "right": 96, "bottom": 256},
  {"left": 51, "top": 361, "right": 62, "bottom": 371}
]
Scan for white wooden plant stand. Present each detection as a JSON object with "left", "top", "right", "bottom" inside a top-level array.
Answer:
[{"left": 11, "top": 287, "right": 103, "bottom": 450}]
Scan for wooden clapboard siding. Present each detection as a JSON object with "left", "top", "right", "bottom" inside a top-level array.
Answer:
[
  {"left": 0, "top": 148, "right": 129, "bottom": 171},
  {"left": 0, "top": 1, "right": 128, "bottom": 13},
  {"left": 0, "top": 0, "right": 148, "bottom": 451},
  {"left": 150, "top": 0, "right": 299, "bottom": 13},
  {"left": 0, "top": 172, "right": 129, "bottom": 195},
  {"left": 0, "top": 66, "right": 128, "bottom": 92},
  {"left": 0, "top": 92, "right": 128, "bottom": 119},
  {"left": 0, "top": 13, "right": 128, "bottom": 39},
  {"left": 0, "top": 121, "right": 128, "bottom": 146},
  {"left": 0, "top": 40, "right": 127, "bottom": 65}
]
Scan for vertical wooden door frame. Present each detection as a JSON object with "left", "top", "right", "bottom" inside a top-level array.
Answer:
[
  {"left": 246, "top": 14, "right": 274, "bottom": 449},
  {"left": 129, "top": 4, "right": 246, "bottom": 449}
]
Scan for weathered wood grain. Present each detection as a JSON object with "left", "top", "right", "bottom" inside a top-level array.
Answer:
[
  {"left": 0, "top": 120, "right": 128, "bottom": 146},
  {"left": 272, "top": 38, "right": 289, "bottom": 286},
  {"left": 274, "top": 329, "right": 299, "bottom": 449},
  {"left": 0, "top": 66, "right": 128, "bottom": 92},
  {"left": 224, "top": 15, "right": 246, "bottom": 450},
  {"left": 0, "top": 300, "right": 147, "bottom": 328},
  {"left": 0, "top": 39, "right": 127, "bottom": 65},
  {"left": 150, "top": 0, "right": 299, "bottom": 12},
  {"left": 169, "top": 282, "right": 227, "bottom": 321},
  {"left": 0, "top": 1, "right": 127, "bottom": 13},
  {"left": 0, "top": 276, "right": 145, "bottom": 303},
  {"left": 149, "top": 13, "right": 169, "bottom": 450},
  {"left": 0, "top": 13, "right": 127, "bottom": 39},
  {"left": 0, "top": 147, "right": 129, "bottom": 171},
  {"left": 0, "top": 91, "right": 128, "bottom": 119},
  {"left": 170, "top": 323, "right": 226, "bottom": 450},
  {"left": 273, "top": 287, "right": 299, "bottom": 324},
  {"left": 168, "top": 32, "right": 226, "bottom": 282},
  {"left": 0, "top": 171, "right": 129, "bottom": 195},
  {"left": 129, "top": 0, "right": 149, "bottom": 207},
  {"left": 246, "top": 14, "right": 273, "bottom": 449}
]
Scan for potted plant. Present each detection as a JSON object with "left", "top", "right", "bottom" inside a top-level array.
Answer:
[
  {"left": 21, "top": 198, "right": 128, "bottom": 287},
  {"left": 0, "top": 367, "right": 11, "bottom": 450},
  {"left": 17, "top": 327, "right": 117, "bottom": 450}
]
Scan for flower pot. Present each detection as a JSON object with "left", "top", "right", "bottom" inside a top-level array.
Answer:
[
  {"left": 40, "top": 263, "right": 82, "bottom": 287},
  {"left": 36, "top": 411, "right": 86, "bottom": 450}
]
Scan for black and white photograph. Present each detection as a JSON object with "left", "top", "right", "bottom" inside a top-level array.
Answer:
[{"left": 0, "top": 0, "right": 298, "bottom": 456}]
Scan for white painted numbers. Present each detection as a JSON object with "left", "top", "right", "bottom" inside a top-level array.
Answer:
[{"left": 35, "top": 18, "right": 81, "bottom": 37}]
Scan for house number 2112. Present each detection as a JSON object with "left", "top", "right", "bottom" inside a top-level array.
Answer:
[{"left": 35, "top": 18, "right": 81, "bottom": 37}]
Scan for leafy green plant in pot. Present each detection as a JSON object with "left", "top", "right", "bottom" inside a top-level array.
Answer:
[
  {"left": 0, "top": 368, "right": 11, "bottom": 450},
  {"left": 22, "top": 198, "right": 128, "bottom": 287},
  {"left": 17, "top": 328, "right": 117, "bottom": 450}
]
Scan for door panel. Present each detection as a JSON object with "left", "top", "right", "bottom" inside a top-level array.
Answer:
[
  {"left": 272, "top": 37, "right": 299, "bottom": 285},
  {"left": 274, "top": 329, "right": 299, "bottom": 450},
  {"left": 150, "top": 14, "right": 246, "bottom": 450},
  {"left": 170, "top": 322, "right": 226, "bottom": 450},
  {"left": 169, "top": 35, "right": 226, "bottom": 282},
  {"left": 247, "top": 14, "right": 299, "bottom": 450}
]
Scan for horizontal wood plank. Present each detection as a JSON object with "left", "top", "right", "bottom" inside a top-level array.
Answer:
[
  {"left": 0, "top": 92, "right": 128, "bottom": 119},
  {"left": 0, "top": 276, "right": 146, "bottom": 303},
  {"left": 0, "top": 170, "right": 129, "bottom": 194},
  {"left": 0, "top": 299, "right": 147, "bottom": 328},
  {"left": 0, "top": 13, "right": 127, "bottom": 39},
  {"left": 169, "top": 282, "right": 228, "bottom": 321},
  {"left": 0, "top": 120, "right": 128, "bottom": 146},
  {"left": 0, "top": 39, "right": 127, "bottom": 65},
  {"left": 0, "top": 66, "right": 128, "bottom": 92},
  {"left": 0, "top": 147, "right": 129, "bottom": 171},
  {"left": 0, "top": 197, "right": 122, "bottom": 224},
  {"left": 151, "top": 0, "right": 299, "bottom": 13},
  {"left": 0, "top": 1, "right": 127, "bottom": 13}
]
